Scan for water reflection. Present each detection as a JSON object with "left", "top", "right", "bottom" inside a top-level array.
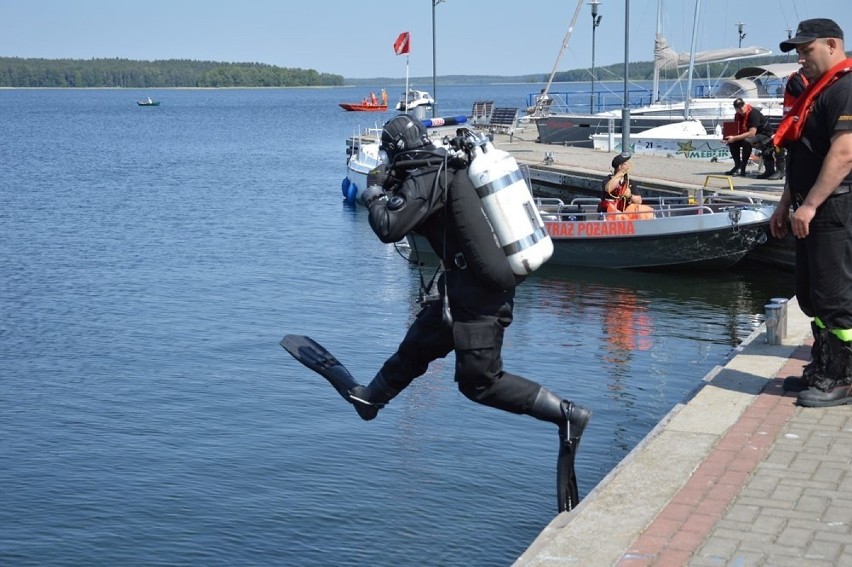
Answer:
[{"left": 400, "top": 255, "right": 794, "bottom": 486}]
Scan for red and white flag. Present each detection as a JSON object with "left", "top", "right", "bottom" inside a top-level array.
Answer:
[{"left": 393, "top": 32, "right": 411, "bottom": 55}]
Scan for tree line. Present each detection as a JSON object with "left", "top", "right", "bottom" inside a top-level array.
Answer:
[{"left": 0, "top": 57, "right": 344, "bottom": 88}]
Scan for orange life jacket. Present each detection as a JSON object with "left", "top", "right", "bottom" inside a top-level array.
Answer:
[
  {"left": 773, "top": 58, "right": 852, "bottom": 148},
  {"left": 734, "top": 104, "right": 753, "bottom": 135},
  {"left": 782, "top": 70, "right": 809, "bottom": 117}
]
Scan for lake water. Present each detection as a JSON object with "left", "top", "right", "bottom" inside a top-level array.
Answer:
[{"left": 0, "top": 86, "right": 794, "bottom": 566}]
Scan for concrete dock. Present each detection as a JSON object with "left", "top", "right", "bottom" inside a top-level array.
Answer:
[{"left": 486, "top": 129, "right": 852, "bottom": 565}]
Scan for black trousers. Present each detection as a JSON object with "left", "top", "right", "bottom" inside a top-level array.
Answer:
[
  {"left": 728, "top": 140, "right": 752, "bottom": 171},
  {"left": 377, "top": 296, "right": 542, "bottom": 415},
  {"left": 795, "top": 192, "right": 852, "bottom": 331}
]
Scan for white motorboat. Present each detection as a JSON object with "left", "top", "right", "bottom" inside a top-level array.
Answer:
[
  {"left": 395, "top": 89, "right": 435, "bottom": 112},
  {"left": 591, "top": 118, "right": 732, "bottom": 160}
]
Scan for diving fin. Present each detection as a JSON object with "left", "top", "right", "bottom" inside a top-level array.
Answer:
[
  {"left": 279, "top": 334, "right": 359, "bottom": 403},
  {"left": 557, "top": 441, "right": 580, "bottom": 512}
]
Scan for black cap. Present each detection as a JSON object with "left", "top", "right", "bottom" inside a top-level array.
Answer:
[
  {"left": 780, "top": 18, "right": 844, "bottom": 52},
  {"left": 611, "top": 153, "right": 631, "bottom": 169},
  {"left": 733, "top": 97, "right": 745, "bottom": 108}
]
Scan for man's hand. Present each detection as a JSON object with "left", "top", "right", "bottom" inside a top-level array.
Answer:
[
  {"left": 769, "top": 204, "right": 789, "bottom": 239},
  {"left": 367, "top": 165, "right": 388, "bottom": 189},
  {"left": 790, "top": 204, "right": 816, "bottom": 239}
]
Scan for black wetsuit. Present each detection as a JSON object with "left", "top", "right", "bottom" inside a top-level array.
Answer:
[{"left": 366, "top": 161, "right": 542, "bottom": 415}]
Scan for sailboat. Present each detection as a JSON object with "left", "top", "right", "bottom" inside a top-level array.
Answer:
[{"left": 534, "top": 0, "right": 789, "bottom": 147}]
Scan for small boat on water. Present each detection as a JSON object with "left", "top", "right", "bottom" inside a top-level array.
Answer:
[
  {"left": 137, "top": 97, "right": 160, "bottom": 107},
  {"left": 340, "top": 90, "right": 388, "bottom": 112},
  {"left": 339, "top": 102, "right": 388, "bottom": 112},
  {"left": 395, "top": 89, "right": 434, "bottom": 112},
  {"left": 533, "top": 195, "right": 772, "bottom": 270}
]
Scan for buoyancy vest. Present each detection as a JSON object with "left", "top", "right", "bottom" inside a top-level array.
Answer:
[
  {"left": 773, "top": 58, "right": 852, "bottom": 148},
  {"left": 599, "top": 174, "right": 631, "bottom": 212},
  {"left": 734, "top": 104, "right": 772, "bottom": 137},
  {"left": 447, "top": 169, "right": 520, "bottom": 291},
  {"left": 782, "top": 70, "right": 809, "bottom": 117},
  {"left": 734, "top": 104, "right": 753, "bottom": 135}
]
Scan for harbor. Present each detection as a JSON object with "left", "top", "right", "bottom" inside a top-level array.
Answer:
[{"left": 0, "top": 86, "right": 826, "bottom": 567}]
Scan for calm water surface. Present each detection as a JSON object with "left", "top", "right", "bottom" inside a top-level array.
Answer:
[{"left": 0, "top": 87, "right": 793, "bottom": 566}]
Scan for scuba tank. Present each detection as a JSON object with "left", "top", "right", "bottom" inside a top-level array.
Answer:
[{"left": 465, "top": 132, "right": 553, "bottom": 275}]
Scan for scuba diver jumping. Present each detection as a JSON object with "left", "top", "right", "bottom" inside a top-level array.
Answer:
[{"left": 282, "top": 114, "right": 591, "bottom": 511}]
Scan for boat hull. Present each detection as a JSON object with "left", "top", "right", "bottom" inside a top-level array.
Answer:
[
  {"left": 407, "top": 201, "right": 773, "bottom": 270},
  {"left": 339, "top": 103, "right": 388, "bottom": 112},
  {"left": 536, "top": 114, "right": 688, "bottom": 146},
  {"left": 544, "top": 219, "right": 768, "bottom": 269}
]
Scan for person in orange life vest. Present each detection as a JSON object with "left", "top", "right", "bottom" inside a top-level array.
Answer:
[
  {"left": 768, "top": 18, "right": 852, "bottom": 407},
  {"left": 723, "top": 98, "right": 774, "bottom": 177},
  {"left": 598, "top": 153, "right": 642, "bottom": 213},
  {"left": 768, "top": 69, "right": 810, "bottom": 181},
  {"left": 598, "top": 153, "right": 655, "bottom": 219}
]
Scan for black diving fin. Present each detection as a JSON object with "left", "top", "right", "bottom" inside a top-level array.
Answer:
[
  {"left": 279, "top": 334, "right": 359, "bottom": 403},
  {"left": 557, "top": 441, "right": 580, "bottom": 512}
]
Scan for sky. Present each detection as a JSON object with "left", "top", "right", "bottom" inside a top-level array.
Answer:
[{"left": 0, "top": 0, "right": 848, "bottom": 80}]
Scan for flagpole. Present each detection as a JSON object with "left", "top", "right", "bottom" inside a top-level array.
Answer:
[{"left": 405, "top": 54, "right": 410, "bottom": 113}]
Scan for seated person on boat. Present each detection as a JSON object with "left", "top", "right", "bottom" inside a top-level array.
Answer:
[{"left": 598, "top": 154, "right": 654, "bottom": 219}]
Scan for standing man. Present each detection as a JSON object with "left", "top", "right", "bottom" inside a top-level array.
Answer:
[
  {"left": 723, "top": 98, "right": 775, "bottom": 177},
  {"left": 769, "top": 18, "right": 852, "bottom": 407}
]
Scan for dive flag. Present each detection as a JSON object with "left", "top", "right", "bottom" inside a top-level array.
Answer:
[{"left": 393, "top": 32, "right": 411, "bottom": 55}]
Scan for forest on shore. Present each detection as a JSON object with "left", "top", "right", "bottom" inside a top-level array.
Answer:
[
  {"left": 0, "top": 57, "right": 344, "bottom": 88},
  {"left": 0, "top": 53, "right": 802, "bottom": 88}
]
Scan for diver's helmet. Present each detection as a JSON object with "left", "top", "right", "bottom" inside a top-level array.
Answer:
[{"left": 380, "top": 114, "right": 434, "bottom": 160}]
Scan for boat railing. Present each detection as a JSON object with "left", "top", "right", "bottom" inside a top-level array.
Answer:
[
  {"left": 536, "top": 195, "right": 761, "bottom": 222},
  {"left": 526, "top": 88, "right": 656, "bottom": 116}
]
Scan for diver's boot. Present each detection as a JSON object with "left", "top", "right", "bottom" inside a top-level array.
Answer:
[
  {"left": 348, "top": 371, "right": 399, "bottom": 421},
  {"left": 529, "top": 388, "right": 591, "bottom": 444},
  {"left": 529, "top": 387, "right": 591, "bottom": 511},
  {"left": 797, "top": 333, "right": 852, "bottom": 408},
  {"left": 784, "top": 322, "right": 829, "bottom": 392}
]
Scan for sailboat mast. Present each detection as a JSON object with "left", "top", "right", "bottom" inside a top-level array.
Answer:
[
  {"left": 652, "top": 0, "right": 662, "bottom": 102},
  {"left": 542, "top": 0, "right": 585, "bottom": 97},
  {"left": 684, "top": 0, "right": 701, "bottom": 119}
]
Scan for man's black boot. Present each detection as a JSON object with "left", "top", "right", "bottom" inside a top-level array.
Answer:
[
  {"left": 797, "top": 333, "right": 852, "bottom": 407},
  {"left": 783, "top": 322, "right": 829, "bottom": 392}
]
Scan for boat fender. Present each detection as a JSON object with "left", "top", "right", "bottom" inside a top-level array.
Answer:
[
  {"left": 341, "top": 176, "right": 351, "bottom": 198},
  {"left": 346, "top": 182, "right": 358, "bottom": 206},
  {"left": 448, "top": 170, "right": 520, "bottom": 291},
  {"left": 467, "top": 136, "right": 553, "bottom": 275}
]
